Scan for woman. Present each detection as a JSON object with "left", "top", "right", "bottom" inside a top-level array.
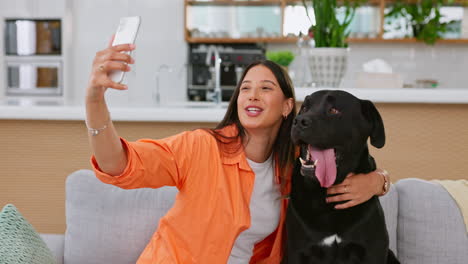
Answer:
[{"left": 85, "top": 39, "right": 388, "bottom": 263}]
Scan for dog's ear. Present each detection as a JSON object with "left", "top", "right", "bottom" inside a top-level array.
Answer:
[{"left": 360, "top": 100, "right": 385, "bottom": 148}]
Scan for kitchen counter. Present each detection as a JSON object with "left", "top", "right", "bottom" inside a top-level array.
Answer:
[
  {"left": 295, "top": 87, "right": 468, "bottom": 104},
  {"left": 1, "top": 87, "right": 467, "bottom": 122},
  {"left": 0, "top": 101, "right": 229, "bottom": 122}
]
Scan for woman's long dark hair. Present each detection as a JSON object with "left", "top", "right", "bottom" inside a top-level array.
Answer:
[{"left": 205, "top": 60, "right": 297, "bottom": 194}]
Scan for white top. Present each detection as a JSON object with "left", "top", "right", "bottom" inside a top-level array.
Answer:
[{"left": 228, "top": 154, "right": 282, "bottom": 264}]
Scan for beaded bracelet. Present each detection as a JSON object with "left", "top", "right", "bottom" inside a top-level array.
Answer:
[
  {"left": 377, "top": 169, "right": 390, "bottom": 196},
  {"left": 85, "top": 114, "right": 110, "bottom": 136}
]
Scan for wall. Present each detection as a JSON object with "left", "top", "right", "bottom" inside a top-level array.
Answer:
[
  {"left": 343, "top": 43, "right": 468, "bottom": 89},
  {"left": 269, "top": 42, "right": 468, "bottom": 89},
  {"left": 69, "top": 0, "right": 188, "bottom": 107},
  {"left": 1, "top": 103, "right": 467, "bottom": 234}
]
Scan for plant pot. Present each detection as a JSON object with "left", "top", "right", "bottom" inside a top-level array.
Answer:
[{"left": 307, "top": 47, "right": 350, "bottom": 88}]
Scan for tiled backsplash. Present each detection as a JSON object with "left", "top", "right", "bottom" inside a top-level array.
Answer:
[
  {"left": 270, "top": 42, "right": 468, "bottom": 89},
  {"left": 343, "top": 43, "right": 468, "bottom": 89}
]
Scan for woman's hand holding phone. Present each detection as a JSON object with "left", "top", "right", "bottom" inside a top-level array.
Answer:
[{"left": 86, "top": 35, "right": 135, "bottom": 103}]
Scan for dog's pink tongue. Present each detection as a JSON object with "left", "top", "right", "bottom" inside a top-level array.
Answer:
[{"left": 310, "top": 146, "right": 337, "bottom": 188}]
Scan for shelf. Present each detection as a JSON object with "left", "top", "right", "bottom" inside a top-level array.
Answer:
[
  {"left": 286, "top": 0, "right": 382, "bottom": 5},
  {"left": 186, "top": 0, "right": 466, "bottom": 5},
  {"left": 185, "top": 0, "right": 468, "bottom": 44},
  {"left": 5, "top": 55, "right": 62, "bottom": 58},
  {"left": 350, "top": 38, "right": 468, "bottom": 44},
  {"left": 384, "top": 0, "right": 468, "bottom": 5},
  {"left": 7, "top": 88, "right": 61, "bottom": 96},
  {"left": 187, "top": 36, "right": 468, "bottom": 44},
  {"left": 5, "top": 55, "right": 63, "bottom": 62},
  {"left": 187, "top": 36, "right": 296, "bottom": 43},
  {"left": 186, "top": 0, "right": 282, "bottom": 6},
  {"left": 186, "top": 0, "right": 383, "bottom": 7}
]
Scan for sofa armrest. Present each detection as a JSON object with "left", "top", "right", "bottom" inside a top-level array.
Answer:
[
  {"left": 395, "top": 178, "right": 468, "bottom": 264},
  {"left": 40, "top": 233, "right": 64, "bottom": 264}
]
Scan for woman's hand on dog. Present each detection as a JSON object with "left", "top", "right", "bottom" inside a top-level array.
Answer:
[{"left": 325, "top": 170, "right": 385, "bottom": 209}]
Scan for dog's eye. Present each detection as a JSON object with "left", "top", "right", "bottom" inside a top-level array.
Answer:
[{"left": 329, "top": 108, "right": 340, "bottom": 115}]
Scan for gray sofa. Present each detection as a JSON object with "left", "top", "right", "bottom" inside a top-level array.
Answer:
[{"left": 41, "top": 169, "right": 467, "bottom": 264}]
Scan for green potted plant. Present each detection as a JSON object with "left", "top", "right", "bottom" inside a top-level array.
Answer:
[
  {"left": 385, "top": 0, "right": 456, "bottom": 45},
  {"left": 303, "top": 0, "right": 360, "bottom": 47},
  {"left": 302, "top": 0, "right": 362, "bottom": 87},
  {"left": 266, "top": 50, "right": 295, "bottom": 70}
]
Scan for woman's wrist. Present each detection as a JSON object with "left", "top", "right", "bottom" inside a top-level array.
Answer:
[
  {"left": 85, "top": 89, "right": 111, "bottom": 136},
  {"left": 86, "top": 89, "right": 105, "bottom": 104},
  {"left": 375, "top": 169, "right": 390, "bottom": 196}
]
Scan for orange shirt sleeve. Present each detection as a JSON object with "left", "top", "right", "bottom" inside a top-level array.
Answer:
[{"left": 91, "top": 129, "right": 211, "bottom": 190}]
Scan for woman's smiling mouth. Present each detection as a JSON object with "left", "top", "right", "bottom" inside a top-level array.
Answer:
[{"left": 245, "top": 106, "right": 263, "bottom": 117}]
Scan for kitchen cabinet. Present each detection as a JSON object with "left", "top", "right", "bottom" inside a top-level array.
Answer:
[
  {"left": 185, "top": 0, "right": 468, "bottom": 44},
  {"left": 0, "top": 0, "right": 70, "bottom": 100}
]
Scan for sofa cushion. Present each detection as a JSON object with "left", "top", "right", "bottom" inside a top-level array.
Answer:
[
  {"left": 396, "top": 178, "right": 468, "bottom": 264},
  {"left": 40, "top": 233, "right": 64, "bottom": 264},
  {"left": 378, "top": 184, "right": 399, "bottom": 256},
  {"left": 0, "top": 204, "right": 57, "bottom": 264},
  {"left": 64, "top": 169, "right": 177, "bottom": 264}
]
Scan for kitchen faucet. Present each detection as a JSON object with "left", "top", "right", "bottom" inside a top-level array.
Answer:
[
  {"left": 205, "top": 45, "right": 222, "bottom": 105},
  {"left": 154, "top": 64, "right": 173, "bottom": 106}
]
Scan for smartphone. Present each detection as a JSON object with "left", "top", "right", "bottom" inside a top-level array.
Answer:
[{"left": 109, "top": 16, "right": 141, "bottom": 84}]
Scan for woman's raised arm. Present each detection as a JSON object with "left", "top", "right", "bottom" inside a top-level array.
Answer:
[{"left": 85, "top": 36, "right": 135, "bottom": 176}]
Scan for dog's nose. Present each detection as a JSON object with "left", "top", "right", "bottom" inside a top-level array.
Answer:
[{"left": 294, "top": 116, "right": 310, "bottom": 128}]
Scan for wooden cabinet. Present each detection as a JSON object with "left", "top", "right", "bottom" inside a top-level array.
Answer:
[{"left": 184, "top": 0, "right": 468, "bottom": 44}]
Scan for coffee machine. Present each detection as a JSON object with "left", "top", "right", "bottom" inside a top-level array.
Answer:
[{"left": 187, "top": 44, "right": 265, "bottom": 102}]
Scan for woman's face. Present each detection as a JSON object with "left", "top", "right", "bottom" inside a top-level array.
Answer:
[{"left": 237, "top": 65, "right": 293, "bottom": 132}]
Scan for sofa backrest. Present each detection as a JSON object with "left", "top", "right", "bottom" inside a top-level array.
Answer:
[
  {"left": 395, "top": 178, "right": 468, "bottom": 264},
  {"left": 64, "top": 169, "right": 177, "bottom": 264},
  {"left": 63, "top": 169, "right": 399, "bottom": 264},
  {"left": 379, "top": 184, "right": 399, "bottom": 256}
]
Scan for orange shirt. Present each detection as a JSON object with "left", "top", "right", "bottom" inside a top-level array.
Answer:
[{"left": 91, "top": 124, "right": 290, "bottom": 263}]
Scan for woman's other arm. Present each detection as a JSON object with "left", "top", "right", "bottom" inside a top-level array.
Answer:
[{"left": 325, "top": 169, "right": 388, "bottom": 209}]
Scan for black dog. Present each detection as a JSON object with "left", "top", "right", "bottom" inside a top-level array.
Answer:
[{"left": 283, "top": 90, "right": 399, "bottom": 264}]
